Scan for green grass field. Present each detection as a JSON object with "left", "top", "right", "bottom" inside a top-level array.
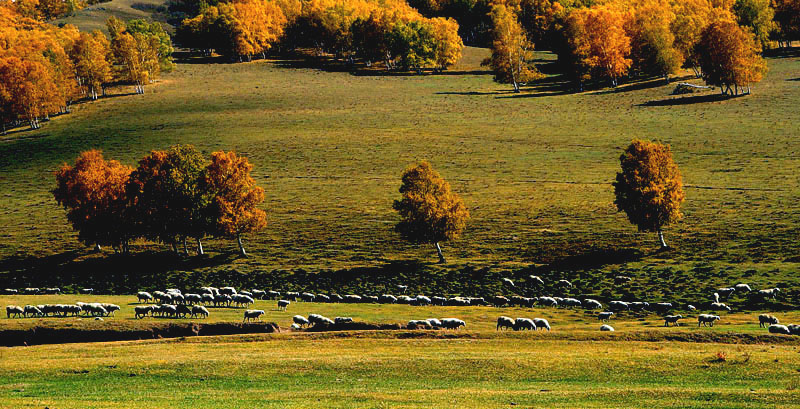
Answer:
[{"left": 2, "top": 295, "right": 800, "bottom": 408}]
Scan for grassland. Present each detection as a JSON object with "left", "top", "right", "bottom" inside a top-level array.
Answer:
[
  {"left": 2, "top": 295, "right": 800, "bottom": 408},
  {"left": 0, "top": 43, "right": 799, "bottom": 300}
]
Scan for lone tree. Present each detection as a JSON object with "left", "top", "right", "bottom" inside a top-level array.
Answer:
[
  {"left": 613, "top": 140, "right": 685, "bottom": 249},
  {"left": 393, "top": 160, "right": 469, "bottom": 263}
]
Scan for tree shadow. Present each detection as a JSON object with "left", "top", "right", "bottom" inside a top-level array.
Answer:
[
  {"left": 640, "top": 93, "right": 746, "bottom": 106},
  {"left": 789, "top": 78, "right": 800, "bottom": 82},
  {"left": 763, "top": 47, "right": 800, "bottom": 58},
  {"left": 519, "top": 247, "right": 646, "bottom": 274},
  {"left": 590, "top": 75, "right": 697, "bottom": 95}
]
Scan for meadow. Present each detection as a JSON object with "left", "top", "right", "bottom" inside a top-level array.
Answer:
[{"left": 2, "top": 295, "right": 800, "bottom": 408}]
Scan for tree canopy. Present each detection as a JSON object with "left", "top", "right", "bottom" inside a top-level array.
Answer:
[
  {"left": 696, "top": 18, "right": 767, "bottom": 94},
  {"left": 484, "top": 3, "right": 543, "bottom": 92}
]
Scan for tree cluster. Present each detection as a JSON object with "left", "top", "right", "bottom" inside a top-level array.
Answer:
[
  {"left": 0, "top": 5, "right": 174, "bottom": 132},
  {"left": 54, "top": 146, "right": 267, "bottom": 256},
  {"left": 177, "top": 0, "right": 465, "bottom": 71}
]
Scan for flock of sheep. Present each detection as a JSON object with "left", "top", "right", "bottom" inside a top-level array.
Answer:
[{"left": 5, "top": 302, "right": 119, "bottom": 319}]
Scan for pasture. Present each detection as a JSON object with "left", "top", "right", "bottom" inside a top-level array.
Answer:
[{"left": 2, "top": 295, "right": 800, "bottom": 408}]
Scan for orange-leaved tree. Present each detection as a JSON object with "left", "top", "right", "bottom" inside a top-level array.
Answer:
[
  {"left": 695, "top": 19, "right": 767, "bottom": 94},
  {"left": 393, "top": 160, "right": 469, "bottom": 263},
  {"left": 613, "top": 139, "right": 685, "bottom": 249},
  {"left": 564, "top": 5, "right": 632, "bottom": 87},
  {"left": 484, "top": 3, "right": 542, "bottom": 92},
  {"left": 70, "top": 30, "right": 112, "bottom": 100},
  {"left": 53, "top": 150, "right": 133, "bottom": 252},
  {"left": 204, "top": 151, "right": 267, "bottom": 257}
]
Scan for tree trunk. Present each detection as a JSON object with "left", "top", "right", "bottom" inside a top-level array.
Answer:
[
  {"left": 182, "top": 237, "right": 189, "bottom": 255},
  {"left": 171, "top": 241, "right": 178, "bottom": 253},
  {"left": 237, "top": 235, "right": 247, "bottom": 257},
  {"left": 435, "top": 242, "right": 445, "bottom": 263},
  {"left": 658, "top": 229, "right": 668, "bottom": 249},
  {"left": 197, "top": 238, "right": 204, "bottom": 255},
  {"left": 93, "top": 243, "right": 101, "bottom": 252},
  {"left": 512, "top": 81, "right": 520, "bottom": 93}
]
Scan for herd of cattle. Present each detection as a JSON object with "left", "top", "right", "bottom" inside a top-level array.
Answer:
[{"left": 2, "top": 282, "right": 798, "bottom": 335}]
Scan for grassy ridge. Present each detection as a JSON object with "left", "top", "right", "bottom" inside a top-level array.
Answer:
[
  {"left": 0, "top": 48, "right": 799, "bottom": 302},
  {"left": 1, "top": 335, "right": 799, "bottom": 408}
]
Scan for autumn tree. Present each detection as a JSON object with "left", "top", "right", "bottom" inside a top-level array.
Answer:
[
  {"left": 393, "top": 160, "right": 469, "bottom": 263},
  {"left": 669, "top": 0, "right": 715, "bottom": 76},
  {"left": 204, "top": 151, "right": 267, "bottom": 257},
  {"left": 563, "top": 5, "right": 632, "bottom": 87},
  {"left": 628, "top": 0, "right": 683, "bottom": 80},
  {"left": 484, "top": 4, "right": 542, "bottom": 92},
  {"left": 430, "top": 17, "right": 463, "bottom": 70},
  {"left": 70, "top": 30, "right": 112, "bottom": 100},
  {"left": 0, "top": 55, "right": 60, "bottom": 129},
  {"left": 108, "top": 17, "right": 168, "bottom": 94},
  {"left": 772, "top": 0, "right": 800, "bottom": 47},
  {"left": 126, "top": 19, "right": 175, "bottom": 72},
  {"left": 696, "top": 19, "right": 767, "bottom": 94},
  {"left": 126, "top": 145, "right": 212, "bottom": 254},
  {"left": 53, "top": 150, "right": 134, "bottom": 252},
  {"left": 613, "top": 139, "right": 685, "bottom": 249},
  {"left": 733, "top": 0, "right": 775, "bottom": 49},
  {"left": 387, "top": 20, "right": 437, "bottom": 71}
]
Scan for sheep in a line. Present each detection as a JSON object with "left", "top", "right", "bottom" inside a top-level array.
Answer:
[
  {"left": 137, "top": 292, "right": 154, "bottom": 303},
  {"left": 301, "top": 292, "right": 316, "bottom": 302},
  {"left": 251, "top": 290, "right": 266, "bottom": 299},
  {"left": 663, "top": 315, "right": 683, "bottom": 327},
  {"left": 81, "top": 303, "right": 108, "bottom": 317},
  {"left": 24, "top": 305, "right": 43, "bottom": 317},
  {"left": 651, "top": 303, "right": 673, "bottom": 314},
  {"left": 768, "top": 324, "right": 791, "bottom": 335},
  {"left": 710, "top": 302, "right": 731, "bottom": 311},
  {"left": 557, "top": 279, "right": 573, "bottom": 288},
  {"left": 277, "top": 300, "right": 290, "bottom": 311},
  {"left": 293, "top": 315, "right": 310, "bottom": 327},
  {"left": 214, "top": 294, "right": 233, "bottom": 307},
  {"left": 317, "top": 294, "right": 331, "bottom": 303},
  {"left": 757, "top": 288, "right": 780, "bottom": 300},
  {"left": 175, "top": 304, "right": 192, "bottom": 318},
  {"left": 101, "top": 303, "right": 120, "bottom": 316},
  {"left": 528, "top": 275, "right": 544, "bottom": 286},
  {"left": 42, "top": 287, "right": 61, "bottom": 295},
  {"left": 717, "top": 287, "right": 736, "bottom": 299},
  {"left": 426, "top": 318, "right": 442, "bottom": 328},
  {"left": 561, "top": 298, "right": 582, "bottom": 308},
  {"left": 6, "top": 305, "right": 24, "bottom": 318},
  {"left": 440, "top": 318, "right": 466, "bottom": 330},
  {"left": 608, "top": 301, "right": 629, "bottom": 312},
  {"left": 290, "top": 323, "right": 301, "bottom": 330},
  {"left": 80, "top": 288, "right": 94, "bottom": 294},
  {"left": 185, "top": 294, "right": 203, "bottom": 304},
  {"left": 734, "top": 283, "right": 752, "bottom": 293},
  {"left": 191, "top": 305, "right": 209, "bottom": 319},
  {"left": 334, "top": 317, "right": 353, "bottom": 324},
  {"left": 788, "top": 324, "right": 800, "bottom": 336},
  {"left": 490, "top": 296, "right": 509, "bottom": 307},
  {"left": 308, "top": 314, "right": 334, "bottom": 325},
  {"left": 759, "top": 314, "right": 779, "bottom": 328},
  {"left": 379, "top": 294, "right": 397, "bottom": 304},
  {"left": 285, "top": 292, "right": 300, "bottom": 301},
  {"left": 201, "top": 293, "right": 215, "bottom": 304},
  {"left": 698, "top": 314, "right": 721, "bottom": 327},
  {"left": 231, "top": 294, "right": 255, "bottom": 308},
  {"left": 598, "top": 312, "right": 614, "bottom": 322},
  {"left": 240, "top": 290, "right": 253, "bottom": 298},
  {"left": 397, "top": 285, "right": 408, "bottom": 294},
  {"left": 23, "top": 288, "right": 40, "bottom": 295},
  {"left": 533, "top": 318, "right": 550, "bottom": 331},
  {"left": 3, "top": 289, "right": 18, "bottom": 295},
  {"left": 267, "top": 290, "right": 281, "bottom": 300},
  {"left": 344, "top": 295, "right": 362, "bottom": 303},
  {"left": 407, "top": 319, "right": 432, "bottom": 329},
  {"left": 171, "top": 293, "right": 186, "bottom": 304},
  {"left": 514, "top": 318, "right": 536, "bottom": 331},
  {"left": 538, "top": 297, "right": 558, "bottom": 307},
  {"left": 583, "top": 299, "right": 603, "bottom": 310},
  {"left": 497, "top": 316, "right": 515, "bottom": 331},
  {"left": 243, "top": 309, "right": 265, "bottom": 322},
  {"left": 135, "top": 305, "right": 154, "bottom": 319},
  {"left": 629, "top": 302, "right": 649, "bottom": 312},
  {"left": 220, "top": 287, "right": 237, "bottom": 296}
]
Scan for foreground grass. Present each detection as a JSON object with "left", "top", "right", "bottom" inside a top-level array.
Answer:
[{"left": 0, "top": 335, "right": 799, "bottom": 408}]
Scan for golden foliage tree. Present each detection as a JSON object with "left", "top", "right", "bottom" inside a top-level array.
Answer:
[
  {"left": 485, "top": 4, "right": 542, "bottom": 92},
  {"left": 70, "top": 30, "right": 112, "bottom": 100},
  {"left": 628, "top": 0, "right": 683, "bottom": 79},
  {"left": 204, "top": 151, "right": 267, "bottom": 256},
  {"left": 696, "top": 19, "right": 767, "bottom": 94},
  {"left": 393, "top": 160, "right": 469, "bottom": 263},
  {"left": 669, "top": 0, "right": 716, "bottom": 76},
  {"left": 108, "top": 17, "right": 166, "bottom": 94},
  {"left": 564, "top": 5, "right": 632, "bottom": 87},
  {"left": 53, "top": 150, "right": 133, "bottom": 252},
  {"left": 430, "top": 17, "right": 463, "bottom": 71},
  {"left": 733, "top": 0, "right": 776, "bottom": 49},
  {"left": 613, "top": 139, "right": 685, "bottom": 249}
]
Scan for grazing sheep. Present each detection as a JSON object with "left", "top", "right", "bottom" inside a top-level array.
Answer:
[
  {"left": 614, "top": 276, "right": 632, "bottom": 285},
  {"left": 23, "top": 288, "right": 40, "bottom": 295},
  {"left": 758, "top": 314, "right": 779, "bottom": 328},
  {"left": 734, "top": 283, "right": 752, "bottom": 293},
  {"left": 335, "top": 317, "right": 353, "bottom": 324},
  {"left": 137, "top": 292, "right": 154, "bottom": 303},
  {"left": 528, "top": 275, "right": 544, "bottom": 286},
  {"left": 557, "top": 279, "right": 573, "bottom": 288},
  {"left": 514, "top": 318, "right": 536, "bottom": 331},
  {"left": 533, "top": 318, "right": 550, "bottom": 331},
  {"left": 80, "top": 288, "right": 94, "bottom": 294},
  {"left": 490, "top": 296, "right": 510, "bottom": 307},
  {"left": 447, "top": 297, "right": 470, "bottom": 307},
  {"left": 301, "top": 292, "right": 315, "bottom": 302},
  {"left": 220, "top": 287, "right": 237, "bottom": 296},
  {"left": 629, "top": 302, "right": 649, "bottom": 312},
  {"left": 166, "top": 288, "right": 181, "bottom": 295},
  {"left": 251, "top": 289, "right": 266, "bottom": 299},
  {"left": 171, "top": 293, "right": 186, "bottom": 304},
  {"left": 185, "top": 294, "right": 202, "bottom": 304},
  {"left": 598, "top": 312, "right": 614, "bottom": 322},
  {"left": 317, "top": 294, "right": 331, "bottom": 303},
  {"left": 134, "top": 305, "right": 153, "bottom": 319},
  {"left": 101, "top": 304, "right": 120, "bottom": 316},
  {"left": 243, "top": 309, "right": 264, "bottom": 322},
  {"left": 363, "top": 295, "right": 379, "bottom": 304},
  {"left": 426, "top": 318, "right": 442, "bottom": 328},
  {"left": 501, "top": 278, "right": 515, "bottom": 287},
  {"left": 176, "top": 304, "right": 192, "bottom": 318},
  {"left": 407, "top": 320, "right": 432, "bottom": 330},
  {"left": 379, "top": 294, "right": 397, "bottom": 304},
  {"left": 698, "top": 314, "right": 721, "bottom": 327},
  {"left": 267, "top": 290, "right": 281, "bottom": 300},
  {"left": 608, "top": 301, "right": 629, "bottom": 312},
  {"left": 440, "top": 318, "right": 466, "bottom": 330},
  {"left": 23, "top": 305, "right": 42, "bottom": 317},
  {"left": 788, "top": 324, "right": 800, "bottom": 336},
  {"left": 307, "top": 314, "right": 326, "bottom": 325},
  {"left": 561, "top": 298, "right": 582, "bottom": 308},
  {"left": 344, "top": 295, "right": 362, "bottom": 303},
  {"left": 396, "top": 285, "right": 408, "bottom": 294},
  {"left": 757, "top": 288, "right": 780, "bottom": 299},
  {"left": 414, "top": 295, "right": 432, "bottom": 306},
  {"left": 240, "top": 290, "right": 253, "bottom": 298},
  {"left": 652, "top": 303, "right": 673, "bottom": 314},
  {"left": 3, "top": 289, "right": 18, "bottom": 295},
  {"left": 201, "top": 293, "right": 214, "bottom": 304},
  {"left": 154, "top": 292, "right": 173, "bottom": 304},
  {"left": 768, "top": 324, "right": 791, "bottom": 335},
  {"left": 497, "top": 316, "right": 515, "bottom": 331},
  {"left": 277, "top": 300, "right": 290, "bottom": 311},
  {"left": 663, "top": 315, "right": 683, "bottom": 327},
  {"left": 191, "top": 305, "right": 209, "bottom": 319},
  {"left": 293, "top": 315, "right": 310, "bottom": 327},
  {"left": 710, "top": 302, "right": 731, "bottom": 311},
  {"left": 538, "top": 297, "right": 558, "bottom": 307},
  {"left": 6, "top": 305, "right": 23, "bottom": 318},
  {"left": 160, "top": 304, "right": 178, "bottom": 318},
  {"left": 600, "top": 324, "right": 614, "bottom": 332},
  {"left": 42, "top": 287, "right": 61, "bottom": 294},
  {"left": 232, "top": 294, "right": 255, "bottom": 308},
  {"left": 717, "top": 287, "right": 736, "bottom": 299},
  {"left": 687, "top": 305, "right": 696, "bottom": 311},
  {"left": 583, "top": 299, "right": 602, "bottom": 310},
  {"left": 290, "top": 323, "right": 301, "bottom": 330}
]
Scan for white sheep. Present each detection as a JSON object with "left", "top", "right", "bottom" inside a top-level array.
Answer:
[
  {"left": 185, "top": 294, "right": 203, "bottom": 304},
  {"left": 6, "top": 305, "right": 23, "bottom": 318},
  {"left": 243, "top": 309, "right": 265, "bottom": 322},
  {"left": 757, "top": 288, "right": 780, "bottom": 299},
  {"left": 134, "top": 305, "right": 153, "bottom": 319},
  {"left": 101, "top": 304, "right": 120, "bottom": 316},
  {"left": 557, "top": 279, "right": 573, "bottom": 288},
  {"left": 335, "top": 317, "right": 353, "bottom": 324},
  {"left": 712, "top": 292, "right": 720, "bottom": 303},
  {"left": 407, "top": 320, "right": 432, "bottom": 329},
  {"left": 293, "top": 315, "right": 310, "bottom": 327},
  {"left": 768, "top": 324, "right": 791, "bottom": 335},
  {"left": 538, "top": 297, "right": 558, "bottom": 307},
  {"left": 758, "top": 314, "right": 779, "bottom": 328},
  {"left": 687, "top": 305, "right": 696, "bottom": 311},
  {"left": 600, "top": 324, "right": 614, "bottom": 331},
  {"left": 533, "top": 318, "right": 550, "bottom": 331},
  {"left": 191, "top": 305, "right": 209, "bottom": 319},
  {"left": 717, "top": 287, "right": 736, "bottom": 299},
  {"left": 501, "top": 278, "right": 515, "bottom": 287},
  {"left": 734, "top": 283, "right": 752, "bottom": 293},
  {"left": 663, "top": 315, "right": 683, "bottom": 327},
  {"left": 137, "top": 292, "right": 154, "bottom": 303},
  {"left": 608, "top": 301, "right": 629, "bottom": 311},
  {"left": 528, "top": 275, "right": 544, "bottom": 286},
  {"left": 788, "top": 324, "right": 800, "bottom": 336},
  {"left": 277, "top": 300, "right": 290, "bottom": 311},
  {"left": 514, "top": 318, "right": 536, "bottom": 331},
  {"left": 710, "top": 302, "right": 731, "bottom": 311},
  {"left": 426, "top": 318, "right": 442, "bottom": 328},
  {"left": 598, "top": 312, "right": 614, "bottom": 322},
  {"left": 440, "top": 318, "right": 466, "bottom": 330},
  {"left": 698, "top": 314, "right": 720, "bottom": 327},
  {"left": 583, "top": 299, "right": 602, "bottom": 309},
  {"left": 496, "top": 316, "right": 515, "bottom": 331},
  {"left": 290, "top": 323, "right": 301, "bottom": 330}
]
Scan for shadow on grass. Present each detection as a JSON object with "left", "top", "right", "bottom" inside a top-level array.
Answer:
[
  {"left": 640, "top": 93, "right": 746, "bottom": 106},
  {"left": 590, "top": 75, "right": 697, "bottom": 95},
  {"left": 789, "top": 78, "right": 800, "bottom": 82},
  {"left": 522, "top": 247, "right": 646, "bottom": 273},
  {"left": 763, "top": 47, "right": 800, "bottom": 58}
]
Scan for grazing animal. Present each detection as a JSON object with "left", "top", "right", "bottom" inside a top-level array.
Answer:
[
  {"left": 334, "top": 317, "right": 353, "bottom": 324},
  {"left": 608, "top": 301, "right": 629, "bottom": 312},
  {"left": 440, "top": 318, "right": 466, "bottom": 330},
  {"left": 426, "top": 318, "right": 442, "bottom": 328},
  {"left": 277, "top": 300, "right": 290, "bottom": 311},
  {"left": 614, "top": 276, "right": 632, "bottom": 285},
  {"left": 514, "top": 318, "right": 536, "bottom": 331},
  {"left": 137, "top": 292, "right": 154, "bottom": 303},
  {"left": 501, "top": 278, "right": 515, "bottom": 287},
  {"left": 663, "top": 315, "right": 683, "bottom": 327},
  {"left": 758, "top": 314, "right": 779, "bottom": 328},
  {"left": 407, "top": 320, "right": 432, "bottom": 330},
  {"left": 557, "top": 279, "right": 573, "bottom": 288},
  {"left": 710, "top": 302, "right": 731, "bottom": 311},
  {"left": 788, "top": 324, "right": 800, "bottom": 336},
  {"left": 538, "top": 297, "right": 558, "bottom": 307},
  {"left": 533, "top": 318, "right": 550, "bottom": 331},
  {"left": 687, "top": 305, "right": 696, "bottom": 311},
  {"left": 717, "top": 287, "right": 735, "bottom": 299},
  {"left": 757, "top": 288, "right": 780, "bottom": 299},
  {"left": 583, "top": 299, "right": 602, "bottom": 310},
  {"left": 713, "top": 292, "right": 720, "bottom": 303},
  {"left": 496, "top": 316, "right": 515, "bottom": 331},
  {"left": 6, "top": 305, "right": 24, "bottom": 318},
  {"left": 80, "top": 288, "right": 94, "bottom": 294},
  {"left": 600, "top": 324, "right": 614, "bottom": 332},
  {"left": 379, "top": 294, "right": 397, "bottom": 304},
  {"left": 191, "top": 305, "right": 209, "bottom": 319},
  {"left": 734, "top": 283, "right": 752, "bottom": 293},
  {"left": 768, "top": 324, "right": 791, "bottom": 335},
  {"left": 134, "top": 305, "right": 153, "bottom": 319},
  {"left": 243, "top": 309, "right": 264, "bottom": 322},
  {"left": 698, "top": 314, "right": 721, "bottom": 327},
  {"left": 598, "top": 312, "right": 614, "bottom": 322},
  {"left": 293, "top": 315, "right": 310, "bottom": 327},
  {"left": 528, "top": 275, "right": 544, "bottom": 286}
]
